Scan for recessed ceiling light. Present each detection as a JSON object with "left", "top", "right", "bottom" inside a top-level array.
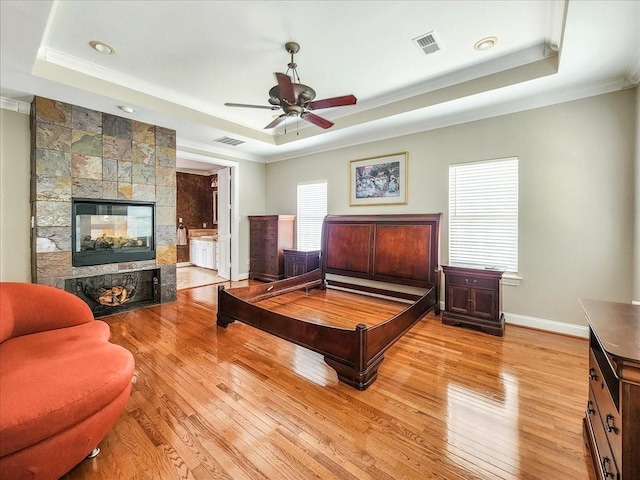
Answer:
[
  {"left": 89, "top": 40, "right": 115, "bottom": 55},
  {"left": 117, "top": 105, "right": 136, "bottom": 114},
  {"left": 474, "top": 36, "right": 498, "bottom": 51}
]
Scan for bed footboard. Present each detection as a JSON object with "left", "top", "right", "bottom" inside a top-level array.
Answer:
[{"left": 217, "top": 277, "right": 438, "bottom": 389}]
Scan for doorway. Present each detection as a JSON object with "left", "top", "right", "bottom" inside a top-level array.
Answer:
[{"left": 175, "top": 151, "right": 239, "bottom": 288}]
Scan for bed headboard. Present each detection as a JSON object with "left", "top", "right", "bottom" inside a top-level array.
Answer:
[{"left": 321, "top": 214, "right": 442, "bottom": 291}]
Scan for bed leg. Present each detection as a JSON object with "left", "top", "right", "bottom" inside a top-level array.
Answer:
[
  {"left": 216, "top": 313, "right": 235, "bottom": 327},
  {"left": 324, "top": 355, "right": 385, "bottom": 390}
]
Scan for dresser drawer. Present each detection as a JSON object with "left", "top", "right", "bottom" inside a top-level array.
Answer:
[
  {"left": 250, "top": 218, "right": 279, "bottom": 230},
  {"left": 251, "top": 237, "right": 277, "bottom": 252},
  {"left": 588, "top": 386, "right": 621, "bottom": 480},
  {"left": 446, "top": 275, "right": 497, "bottom": 290},
  {"left": 589, "top": 350, "right": 622, "bottom": 462},
  {"left": 250, "top": 229, "right": 278, "bottom": 241}
]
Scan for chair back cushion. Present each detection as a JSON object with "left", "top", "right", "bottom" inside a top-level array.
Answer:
[{"left": 0, "top": 283, "right": 94, "bottom": 343}]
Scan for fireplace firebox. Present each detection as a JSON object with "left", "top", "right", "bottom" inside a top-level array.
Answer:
[{"left": 72, "top": 198, "right": 155, "bottom": 267}]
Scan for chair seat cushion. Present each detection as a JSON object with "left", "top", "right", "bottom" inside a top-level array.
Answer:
[{"left": 0, "top": 320, "right": 135, "bottom": 457}]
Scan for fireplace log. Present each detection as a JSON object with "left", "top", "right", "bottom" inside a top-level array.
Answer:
[{"left": 97, "top": 286, "right": 131, "bottom": 306}]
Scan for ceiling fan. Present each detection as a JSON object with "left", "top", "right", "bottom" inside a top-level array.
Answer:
[{"left": 224, "top": 42, "right": 357, "bottom": 130}]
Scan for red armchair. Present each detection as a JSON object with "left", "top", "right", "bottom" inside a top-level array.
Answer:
[{"left": 0, "top": 282, "right": 135, "bottom": 480}]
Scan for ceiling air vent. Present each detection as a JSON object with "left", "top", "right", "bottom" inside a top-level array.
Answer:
[
  {"left": 413, "top": 31, "right": 441, "bottom": 56},
  {"left": 214, "top": 136, "right": 245, "bottom": 146}
]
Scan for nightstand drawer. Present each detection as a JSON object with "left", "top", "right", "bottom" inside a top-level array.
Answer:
[{"left": 446, "top": 275, "right": 498, "bottom": 290}]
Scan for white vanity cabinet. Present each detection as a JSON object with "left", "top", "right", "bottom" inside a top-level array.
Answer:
[{"left": 189, "top": 239, "right": 217, "bottom": 270}]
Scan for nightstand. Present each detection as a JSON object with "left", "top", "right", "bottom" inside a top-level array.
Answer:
[
  {"left": 283, "top": 249, "right": 320, "bottom": 278},
  {"left": 442, "top": 265, "right": 505, "bottom": 336}
]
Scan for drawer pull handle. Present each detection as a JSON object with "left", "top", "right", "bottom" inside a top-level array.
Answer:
[
  {"left": 586, "top": 400, "right": 595, "bottom": 415},
  {"left": 601, "top": 457, "right": 614, "bottom": 478},
  {"left": 589, "top": 368, "right": 597, "bottom": 381},
  {"left": 605, "top": 414, "right": 618, "bottom": 434},
  {"left": 464, "top": 279, "right": 478, "bottom": 285}
]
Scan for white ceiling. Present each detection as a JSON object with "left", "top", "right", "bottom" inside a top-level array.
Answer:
[{"left": 1, "top": 1, "right": 638, "bottom": 171}]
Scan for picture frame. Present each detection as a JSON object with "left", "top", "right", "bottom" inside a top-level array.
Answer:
[{"left": 349, "top": 152, "right": 408, "bottom": 206}]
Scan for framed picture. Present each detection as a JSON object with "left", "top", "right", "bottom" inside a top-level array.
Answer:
[{"left": 350, "top": 152, "right": 408, "bottom": 206}]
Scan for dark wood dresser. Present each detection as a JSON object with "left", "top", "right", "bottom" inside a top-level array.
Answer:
[
  {"left": 248, "top": 215, "right": 294, "bottom": 282},
  {"left": 581, "top": 299, "right": 639, "bottom": 480},
  {"left": 442, "top": 265, "right": 505, "bottom": 336},
  {"left": 283, "top": 249, "right": 320, "bottom": 278}
]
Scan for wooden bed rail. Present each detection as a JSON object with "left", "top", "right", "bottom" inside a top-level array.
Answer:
[
  {"left": 216, "top": 213, "right": 442, "bottom": 389},
  {"left": 217, "top": 276, "right": 438, "bottom": 389}
]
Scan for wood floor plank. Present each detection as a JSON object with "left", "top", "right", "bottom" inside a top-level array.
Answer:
[{"left": 62, "top": 283, "right": 595, "bottom": 480}]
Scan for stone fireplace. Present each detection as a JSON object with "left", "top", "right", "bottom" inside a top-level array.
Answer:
[{"left": 31, "top": 97, "right": 177, "bottom": 314}]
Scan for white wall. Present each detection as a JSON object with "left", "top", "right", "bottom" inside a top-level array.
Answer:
[
  {"left": 235, "top": 159, "right": 266, "bottom": 278},
  {"left": 0, "top": 108, "right": 31, "bottom": 282},
  {"left": 265, "top": 90, "right": 636, "bottom": 327}
]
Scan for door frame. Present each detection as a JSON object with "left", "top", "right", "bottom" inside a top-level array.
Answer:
[{"left": 176, "top": 150, "right": 241, "bottom": 281}]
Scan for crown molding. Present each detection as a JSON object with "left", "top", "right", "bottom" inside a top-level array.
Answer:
[
  {"left": 0, "top": 97, "right": 31, "bottom": 114},
  {"left": 38, "top": 47, "right": 269, "bottom": 132},
  {"left": 177, "top": 139, "right": 264, "bottom": 164},
  {"left": 364, "top": 44, "right": 552, "bottom": 112},
  {"left": 625, "top": 61, "right": 640, "bottom": 86},
  {"left": 264, "top": 75, "right": 628, "bottom": 163}
]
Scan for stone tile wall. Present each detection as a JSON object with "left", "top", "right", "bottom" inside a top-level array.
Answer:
[{"left": 30, "top": 96, "right": 177, "bottom": 304}]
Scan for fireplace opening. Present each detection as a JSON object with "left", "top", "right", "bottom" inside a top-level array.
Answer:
[
  {"left": 72, "top": 198, "right": 155, "bottom": 267},
  {"left": 66, "top": 269, "right": 160, "bottom": 317}
]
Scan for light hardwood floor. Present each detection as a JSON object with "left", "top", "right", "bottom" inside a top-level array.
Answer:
[{"left": 63, "top": 283, "right": 595, "bottom": 480}]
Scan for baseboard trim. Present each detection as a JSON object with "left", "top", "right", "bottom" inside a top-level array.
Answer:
[
  {"left": 504, "top": 312, "right": 589, "bottom": 338},
  {"left": 437, "top": 301, "right": 588, "bottom": 337},
  {"left": 176, "top": 262, "right": 192, "bottom": 268},
  {"left": 632, "top": 300, "right": 640, "bottom": 306}
]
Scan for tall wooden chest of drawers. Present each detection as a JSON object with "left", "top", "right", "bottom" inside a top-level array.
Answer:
[
  {"left": 581, "top": 299, "right": 640, "bottom": 480},
  {"left": 249, "top": 215, "right": 295, "bottom": 282}
]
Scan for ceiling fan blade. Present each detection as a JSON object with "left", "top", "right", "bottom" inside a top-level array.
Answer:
[
  {"left": 275, "top": 73, "right": 296, "bottom": 105},
  {"left": 264, "top": 114, "right": 287, "bottom": 130},
  {"left": 307, "top": 95, "right": 357, "bottom": 110},
  {"left": 225, "top": 102, "right": 279, "bottom": 110},
  {"left": 301, "top": 112, "right": 333, "bottom": 129}
]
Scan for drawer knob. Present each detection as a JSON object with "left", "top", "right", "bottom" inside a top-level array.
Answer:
[
  {"left": 586, "top": 400, "right": 595, "bottom": 415},
  {"left": 605, "top": 414, "right": 619, "bottom": 434},
  {"left": 589, "top": 367, "right": 598, "bottom": 381},
  {"left": 464, "top": 278, "right": 478, "bottom": 285},
  {"left": 601, "top": 457, "right": 614, "bottom": 478}
]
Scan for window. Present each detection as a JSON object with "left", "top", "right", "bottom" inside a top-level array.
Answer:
[
  {"left": 449, "top": 157, "right": 518, "bottom": 272},
  {"left": 297, "top": 181, "right": 327, "bottom": 251}
]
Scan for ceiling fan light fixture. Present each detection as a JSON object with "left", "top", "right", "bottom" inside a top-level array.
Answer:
[
  {"left": 89, "top": 40, "right": 115, "bottom": 55},
  {"left": 225, "top": 41, "right": 357, "bottom": 130},
  {"left": 474, "top": 36, "right": 498, "bottom": 51}
]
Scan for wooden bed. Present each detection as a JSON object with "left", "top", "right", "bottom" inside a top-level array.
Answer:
[{"left": 217, "top": 213, "right": 442, "bottom": 390}]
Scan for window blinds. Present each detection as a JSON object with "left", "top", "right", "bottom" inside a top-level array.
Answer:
[
  {"left": 297, "top": 181, "right": 327, "bottom": 251},
  {"left": 449, "top": 157, "right": 518, "bottom": 272}
]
